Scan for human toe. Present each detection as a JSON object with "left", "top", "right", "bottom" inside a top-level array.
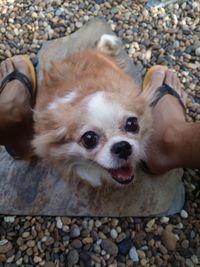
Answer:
[
  {"left": 0, "top": 59, "right": 14, "bottom": 80},
  {"left": 11, "top": 55, "right": 30, "bottom": 77},
  {"left": 143, "top": 65, "right": 167, "bottom": 93}
]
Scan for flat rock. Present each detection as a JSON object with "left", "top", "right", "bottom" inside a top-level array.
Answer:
[{"left": 0, "top": 18, "right": 184, "bottom": 217}]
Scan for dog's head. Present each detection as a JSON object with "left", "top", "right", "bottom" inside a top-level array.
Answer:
[{"left": 33, "top": 88, "right": 152, "bottom": 187}]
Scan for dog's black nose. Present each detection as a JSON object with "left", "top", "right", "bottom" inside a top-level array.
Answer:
[{"left": 111, "top": 141, "right": 132, "bottom": 160}]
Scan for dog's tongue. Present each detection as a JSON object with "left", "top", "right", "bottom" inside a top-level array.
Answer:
[{"left": 110, "top": 164, "right": 134, "bottom": 183}]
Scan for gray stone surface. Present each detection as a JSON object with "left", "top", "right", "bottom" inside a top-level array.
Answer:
[{"left": 0, "top": 18, "right": 185, "bottom": 216}]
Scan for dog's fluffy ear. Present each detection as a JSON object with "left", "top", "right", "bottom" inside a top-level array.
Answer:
[
  {"left": 32, "top": 109, "right": 67, "bottom": 158},
  {"left": 97, "top": 34, "right": 121, "bottom": 56}
]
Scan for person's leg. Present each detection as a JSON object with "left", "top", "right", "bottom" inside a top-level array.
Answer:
[
  {"left": 0, "top": 56, "right": 34, "bottom": 159},
  {"left": 145, "top": 67, "right": 200, "bottom": 174}
]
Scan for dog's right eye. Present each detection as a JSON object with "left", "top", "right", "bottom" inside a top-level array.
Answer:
[{"left": 81, "top": 131, "right": 99, "bottom": 149}]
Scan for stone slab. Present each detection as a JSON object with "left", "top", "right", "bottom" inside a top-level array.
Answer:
[{"left": 0, "top": 18, "right": 185, "bottom": 216}]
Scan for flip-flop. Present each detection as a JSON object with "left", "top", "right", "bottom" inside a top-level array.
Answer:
[
  {"left": 0, "top": 55, "right": 37, "bottom": 104},
  {"left": 140, "top": 65, "right": 186, "bottom": 174},
  {"left": 143, "top": 65, "right": 185, "bottom": 110},
  {"left": 0, "top": 55, "right": 37, "bottom": 159}
]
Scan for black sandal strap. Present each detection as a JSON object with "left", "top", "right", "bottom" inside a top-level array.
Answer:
[
  {"left": 0, "top": 71, "right": 33, "bottom": 98},
  {"left": 150, "top": 84, "right": 185, "bottom": 111}
]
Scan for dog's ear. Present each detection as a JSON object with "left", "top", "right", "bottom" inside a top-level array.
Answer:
[{"left": 97, "top": 34, "right": 121, "bottom": 56}]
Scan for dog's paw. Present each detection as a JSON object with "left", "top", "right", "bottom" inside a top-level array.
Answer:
[{"left": 97, "top": 34, "right": 121, "bottom": 56}]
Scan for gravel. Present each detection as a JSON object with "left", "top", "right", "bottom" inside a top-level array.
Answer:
[{"left": 0, "top": 0, "right": 200, "bottom": 266}]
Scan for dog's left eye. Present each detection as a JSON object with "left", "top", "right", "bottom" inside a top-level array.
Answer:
[
  {"left": 125, "top": 117, "right": 139, "bottom": 133},
  {"left": 81, "top": 131, "right": 99, "bottom": 149}
]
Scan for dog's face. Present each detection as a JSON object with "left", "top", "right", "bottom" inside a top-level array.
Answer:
[{"left": 33, "top": 89, "right": 152, "bottom": 187}]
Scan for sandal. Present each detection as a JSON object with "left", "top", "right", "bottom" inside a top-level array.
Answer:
[
  {"left": 0, "top": 55, "right": 37, "bottom": 159},
  {"left": 143, "top": 65, "right": 185, "bottom": 111},
  {"left": 0, "top": 55, "right": 37, "bottom": 104}
]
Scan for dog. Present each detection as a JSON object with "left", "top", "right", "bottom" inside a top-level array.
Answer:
[{"left": 32, "top": 34, "right": 153, "bottom": 187}]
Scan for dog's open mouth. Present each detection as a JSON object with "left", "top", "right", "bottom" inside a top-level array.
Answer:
[{"left": 107, "top": 163, "right": 134, "bottom": 184}]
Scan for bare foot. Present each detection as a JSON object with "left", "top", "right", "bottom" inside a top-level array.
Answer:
[
  {"left": 145, "top": 67, "right": 187, "bottom": 174},
  {"left": 0, "top": 56, "right": 34, "bottom": 159}
]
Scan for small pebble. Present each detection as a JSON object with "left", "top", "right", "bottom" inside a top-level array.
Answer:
[
  {"left": 76, "top": 22, "right": 83, "bottom": 28},
  {"left": 191, "top": 255, "right": 199, "bottom": 265},
  {"left": 34, "top": 256, "right": 42, "bottom": 263},
  {"left": 4, "top": 216, "right": 15, "bottom": 223},
  {"left": 101, "top": 239, "right": 118, "bottom": 256},
  {"left": 180, "top": 209, "right": 188, "bottom": 219},
  {"left": 110, "top": 229, "right": 118, "bottom": 239},
  {"left": 146, "top": 218, "right": 155, "bottom": 229},
  {"left": 161, "top": 229, "right": 177, "bottom": 251},
  {"left": 181, "top": 240, "right": 189, "bottom": 249},
  {"left": 67, "top": 249, "right": 79, "bottom": 265},
  {"left": 160, "top": 216, "right": 170, "bottom": 224},
  {"left": 129, "top": 246, "right": 139, "bottom": 262},
  {"left": 195, "top": 47, "right": 200, "bottom": 56},
  {"left": 118, "top": 238, "right": 132, "bottom": 255},
  {"left": 56, "top": 217, "right": 63, "bottom": 229},
  {"left": 186, "top": 258, "right": 194, "bottom": 267},
  {"left": 0, "top": 240, "right": 12, "bottom": 254},
  {"left": 70, "top": 224, "right": 80, "bottom": 238}
]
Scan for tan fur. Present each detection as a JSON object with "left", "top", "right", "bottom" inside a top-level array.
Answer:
[{"left": 33, "top": 39, "right": 153, "bottom": 186}]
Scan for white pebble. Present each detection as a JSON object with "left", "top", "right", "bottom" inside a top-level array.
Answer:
[
  {"left": 0, "top": 239, "right": 8, "bottom": 246},
  {"left": 145, "top": 49, "right": 152, "bottom": 61},
  {"left": 191, "top": 255, "right": 199, "bottom": 265},
  {"left": 4, "top": 216, "right": 15, "bottom": 223},
  {"left": 110, "top": 229, "right": 118, "bottom": 239},
  {"left": 31, "top": 12, "right": 38, "bottom": 19},
  {"left": 180, "top": 209, "right": 188, "bottom": 219},
  {"left": 101, "top": 250, "right": 106, "bottom": 255},
  {"left": 16, "top": 258, "right": 23, "bottom": 265},
  {"left": 129, "top": 246, "right": 139, "bottom": 262},
  {"left": 41, "top": 236, "right": 48, "bottom": 242},
  {"left": 6, "top": 255, "right": 15, "bottom": 263},
  {"left": 1, "top": 27, "right": 6, "bottom": 33},
  {"left": 186, "top": 258, "right": 194, "bottom": 267},
  {"left": 95, "top": 220, "right": 102, "bottom": 228},
  {"left": 84, "top": 15, "right": 89, "bottom": 21},
  {"left": 176, "top": 222, "right": 184, "bottom": 229},
  {"left": 56, "top": 217, "right": 63, "bottom": 229},
  {"left": 76, "top": 22, "right": 83, "bottom": 28},
  {"left": 195, "top": 47, "right": 200, "bottom": 56},
  {"left": 96, "top": 239, "right": 102, "bottom": 245},
  {"left": 160, "top": 216, "right": 170, "bottom": 224},
  {"left": 175, "top": 234, "right": 180, "bottom": 241},
  {"left": 48, "top": 28, "right": 54, "bottom": 39},
  {"left": 34, "top": 256, "right": 42, "bottom": 263},
  {"left": 14, "top": 28, "right": 19, "bottom": 36},
  {"left": 146, "top": 218, "right": 155, "bottom": 229}
]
